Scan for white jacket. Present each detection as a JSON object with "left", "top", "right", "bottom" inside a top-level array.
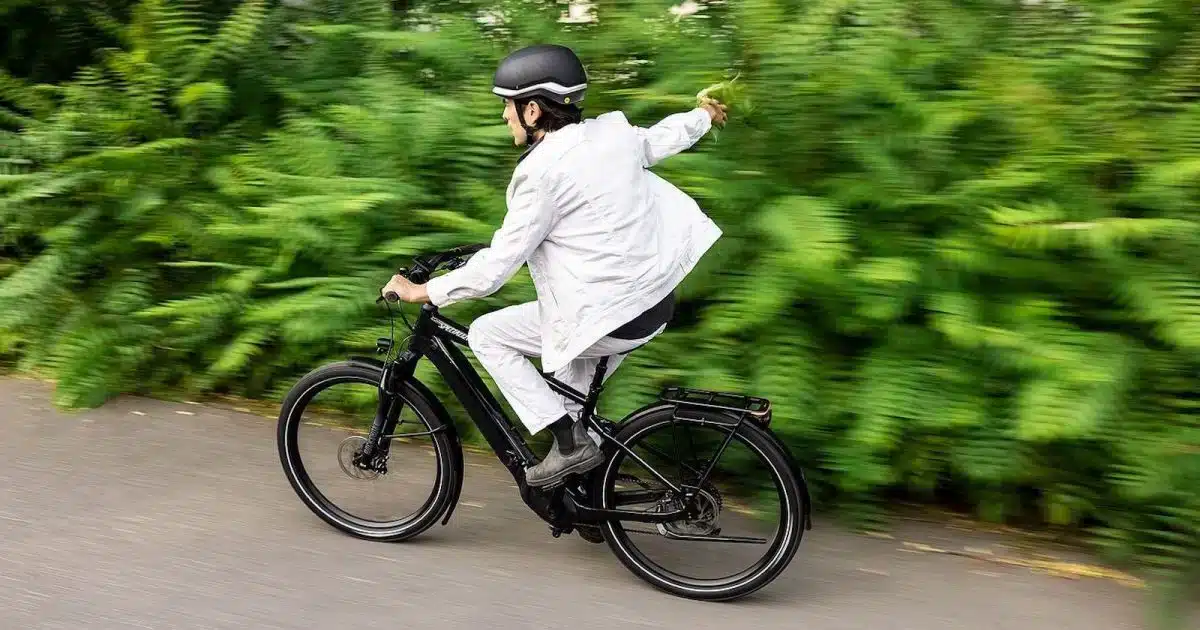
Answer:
[{"left": 425, "top": 107, "right": 722, "bottom": 373}]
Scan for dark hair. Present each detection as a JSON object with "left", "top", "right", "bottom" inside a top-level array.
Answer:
[{"left": 518, "top": 96, "right": 583, "bottom": 132}]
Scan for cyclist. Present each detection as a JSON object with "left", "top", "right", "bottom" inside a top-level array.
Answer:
[{"left": 382, "top": 44, "right": 728, "bottom": 488}]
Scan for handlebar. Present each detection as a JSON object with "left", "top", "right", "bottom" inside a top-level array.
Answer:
[{"left": 379, "top": 243, "right": 487, "bottom": 303}]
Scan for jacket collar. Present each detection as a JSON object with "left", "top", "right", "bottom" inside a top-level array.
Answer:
[
  {"left": 516, "top": 122, "right": 577, "bottom": 163},
  {"left": 517, "top": 142, "right": 538, "bottom": 164},
  {"left": 517, "top": 132, "right": 546, "bottom": 163}
]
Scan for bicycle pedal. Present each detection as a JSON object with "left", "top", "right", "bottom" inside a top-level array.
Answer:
[{"left": 531, "top": 475, "right": 571, "bottom": 491}]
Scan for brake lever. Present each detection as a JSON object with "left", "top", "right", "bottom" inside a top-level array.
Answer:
[
  {"left": 374, "top": 252, "right": 462, "bottom": 305},
  {"left": 376, "top": 266, "right": 410, "bottom": 304}
]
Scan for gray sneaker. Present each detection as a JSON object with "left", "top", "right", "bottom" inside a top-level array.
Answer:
[{"left": 526, "top": 421, "right": 605, "bottom": 488}]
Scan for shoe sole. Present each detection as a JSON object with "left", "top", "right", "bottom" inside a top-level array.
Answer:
[{"left": 526, "top": 453, "right": 605, "bottom": 489}]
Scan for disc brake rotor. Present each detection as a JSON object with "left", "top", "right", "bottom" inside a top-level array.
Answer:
[
  {"left": 657, "top": 482, "right": 723, "bottom": 537},
  {"left": 338, "top": 435, "right": 381, "bottom": 480}
]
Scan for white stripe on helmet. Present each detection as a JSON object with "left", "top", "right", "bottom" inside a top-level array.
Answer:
[{"left": 492, "top": 81, "right": 587, "bottom": 99}]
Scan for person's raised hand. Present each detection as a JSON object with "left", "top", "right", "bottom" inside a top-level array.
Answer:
[{"left": 699, "top": 96, "right": 728, "bottom": 126}]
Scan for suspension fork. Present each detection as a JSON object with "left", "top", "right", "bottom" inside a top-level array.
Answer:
[{"left": 363, "top": 347, "right": 420, "bottom": 458}]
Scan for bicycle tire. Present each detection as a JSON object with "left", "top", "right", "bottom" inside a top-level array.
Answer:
[
  {"left": 594, "top": 405, "right": 806, "bottom": 601},
  {"left": 277, "top": 360, "right": 461, "bottom": 542}
]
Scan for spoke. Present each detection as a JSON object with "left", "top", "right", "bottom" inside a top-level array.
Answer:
[
  {"left": 606, "top": 437, "right": 684, "bottom": 494},
  {"left": 381, "top": 426, "right": 447, "bottom": 440},
  {"left": 671, "top": 417, "right": 682, "bottom": 485},
  {"left": 612, "top": 489, "right": 670, "bottom": 505},
  {"left": 695, "top": 416, "right": 743, "bottom": 488},
  {"left": 630, "top": 437, "right": 706, "bottom": 480}
]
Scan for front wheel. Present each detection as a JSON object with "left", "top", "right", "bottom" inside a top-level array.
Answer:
[
  {"left": 277, "top": 360, "right": 461, "bottom": 541},
  {"left": 594, "top": 405, "right": 806, "bottom": 601}
]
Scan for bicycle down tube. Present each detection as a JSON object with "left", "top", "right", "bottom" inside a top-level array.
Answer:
[{"left": 398, "top": 304, "right": 538, "bottom": 473}]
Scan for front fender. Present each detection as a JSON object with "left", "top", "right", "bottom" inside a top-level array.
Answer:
[{"left": 347, "top": 356, "right": 466, "bottom": 526}]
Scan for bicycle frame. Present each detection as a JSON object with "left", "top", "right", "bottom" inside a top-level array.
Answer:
[{"left": 366, "top": 302, "right": 698, "bottom": 529}]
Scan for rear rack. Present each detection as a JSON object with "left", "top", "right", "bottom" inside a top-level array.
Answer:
[{"left": 659, "top": 386, "right": 772, "bottom": 427}]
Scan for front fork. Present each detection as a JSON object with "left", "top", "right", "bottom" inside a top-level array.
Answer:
[{"left": 360, "top": 339, "right": 420, "bottom": 463}]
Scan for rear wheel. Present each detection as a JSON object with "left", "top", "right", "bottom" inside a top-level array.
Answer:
[
  {"left": 277, "top": 361, "right": 461, "bottom": 541},
  {"left": 594, "top": 406, "right": 805, "bottom": 600}
]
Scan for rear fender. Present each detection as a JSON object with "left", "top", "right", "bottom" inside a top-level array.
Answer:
[{"left": 630, "top": 395, "right": 814, "bottom": 532}]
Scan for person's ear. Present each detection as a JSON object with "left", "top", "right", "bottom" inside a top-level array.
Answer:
[{"left": 524, "top": 100, "right": 542, "bottom": 126}]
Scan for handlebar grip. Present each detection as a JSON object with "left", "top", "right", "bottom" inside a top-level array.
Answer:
[{"left": 384, "top": 291, "right": 400, "bottom": 302}]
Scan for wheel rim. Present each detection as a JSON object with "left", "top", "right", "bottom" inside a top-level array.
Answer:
[
  {"left": 600, "top": 414, "right": 799, "bottom": 594},
  {"left": 282, "top": 374, "right": 448, "bottom": 535}
]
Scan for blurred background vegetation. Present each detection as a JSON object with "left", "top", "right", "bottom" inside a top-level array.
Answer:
[{"left": 1, "top": 0, "right": 1197, "bottom": 617}]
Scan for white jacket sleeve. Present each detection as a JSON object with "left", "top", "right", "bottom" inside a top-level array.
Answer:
[
  {"left": 425, "top": 171, "right": 553, "bottom": 307},
  {"left": 635, "top": 107, "right": 712, "bottom": 168}
]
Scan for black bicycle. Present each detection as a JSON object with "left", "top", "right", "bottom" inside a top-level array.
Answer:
[{"left": 276, "top": 244, "right": 812, "bottom": 600}]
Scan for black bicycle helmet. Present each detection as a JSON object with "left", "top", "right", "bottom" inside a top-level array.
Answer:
[{"left": 492, "top": 44, "right": 587, "bottom": 106}]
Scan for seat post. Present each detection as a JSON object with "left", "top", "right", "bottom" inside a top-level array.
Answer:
[{"left": 579, "top": 356, "right": 610, "bottom": 422}]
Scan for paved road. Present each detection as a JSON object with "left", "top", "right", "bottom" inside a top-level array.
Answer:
[{"left": 0, "top": 377, "right": 1163, "bottom": 629}]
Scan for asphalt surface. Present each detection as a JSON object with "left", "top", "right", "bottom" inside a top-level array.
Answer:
[{"left": 0, "top": 377, "right": 1165, "bottom": 629}]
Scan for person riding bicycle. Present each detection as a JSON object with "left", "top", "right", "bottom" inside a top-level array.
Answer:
[{"left": 381, "top": 44, "right": 728, "bottom": 488}]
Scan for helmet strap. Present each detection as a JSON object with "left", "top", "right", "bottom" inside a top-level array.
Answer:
[{"left": 516, "top": 99, "right": 542, "bottom": 146}]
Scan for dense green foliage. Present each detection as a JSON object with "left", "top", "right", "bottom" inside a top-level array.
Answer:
[{"left": 3, "top": 0, "right": 1198, "bottom": 607}]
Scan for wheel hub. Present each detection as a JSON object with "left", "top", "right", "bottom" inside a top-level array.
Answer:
[
  {"left": 337, "top": 435, "right": 386, "bottom": 479},
  {"left": 657, "top": 484, "right": 723, "bottom": 537}
]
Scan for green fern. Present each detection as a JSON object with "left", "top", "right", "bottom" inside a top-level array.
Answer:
[
  {"left": 4, "top": 0, "right": 1200, "bottom": 609},
  {"left": 749, "top": 321, "right": 824, "bottom": 443},
  {"left": 183, "top": 0, "right": 268, "bottom": 83},
  {"left": 1074, "top": 1, "right": 1163, "bottom": 74},
  {"left": 1118, "top": 261, "right": 1200, "bottom": 352},
  {"left": 756, "top": 194, "right": 853, "bottom": 280}
]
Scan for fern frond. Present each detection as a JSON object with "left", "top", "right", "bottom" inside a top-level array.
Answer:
[
  {"left": 137, "top": 293, "right": 245, "bottom": 323},
  {"left": 1152, "top": 29, "right": 1200, "bottom": 108},
  {"left": 175, "top": 80, "right": 232, "bottom": 124},
  {"left": 1118, "top": 261, "right": 1200, "bottom": 352},
  {"left": 697, "top": 254, "right": 799, "bottom": 337},
  {"left": 1015, "top": 335, "right": 1138, "bottom": 442},
  {"left": 756, "top": 194, "right": 853, "bottom": 280},
  {"left": 952, "top": 415, "right": 1023, "bottom": 488},
  {"left": 750, "top": 322, "right": 823, "bottom": 443},
  {"left": 184, "top": 0, "right": 269, "bottom": 83},
  {"left": 132, "top": 0, "right": 210, "bottom": 74},
  {"left": 0, "top": 250, "right": 71, "bottom": 328},
  {"left": 1074, "top": 1, "right": 1162, "bottom": 74},
  {"left": 987, "top": 203, "right": 1197, "bottom": 253},
  {"left": 849, "top": 256, "right": 922, "bottom": 324},
  {"left": 207, "top": 327, "right": 271, "bottom": 379},
  {"left": 0, "top": 69, "right": 54, "bottom": 116},
  {"left": 927, "top": 290, "right": 988, "bottom": 349},
  {"left": 61, "top": 137, "right": 196, "bottom": 170}
]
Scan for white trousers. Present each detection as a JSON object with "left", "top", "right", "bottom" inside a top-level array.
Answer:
[{"left": 467, "top": 301, "right": 662, "bottom": 435}]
